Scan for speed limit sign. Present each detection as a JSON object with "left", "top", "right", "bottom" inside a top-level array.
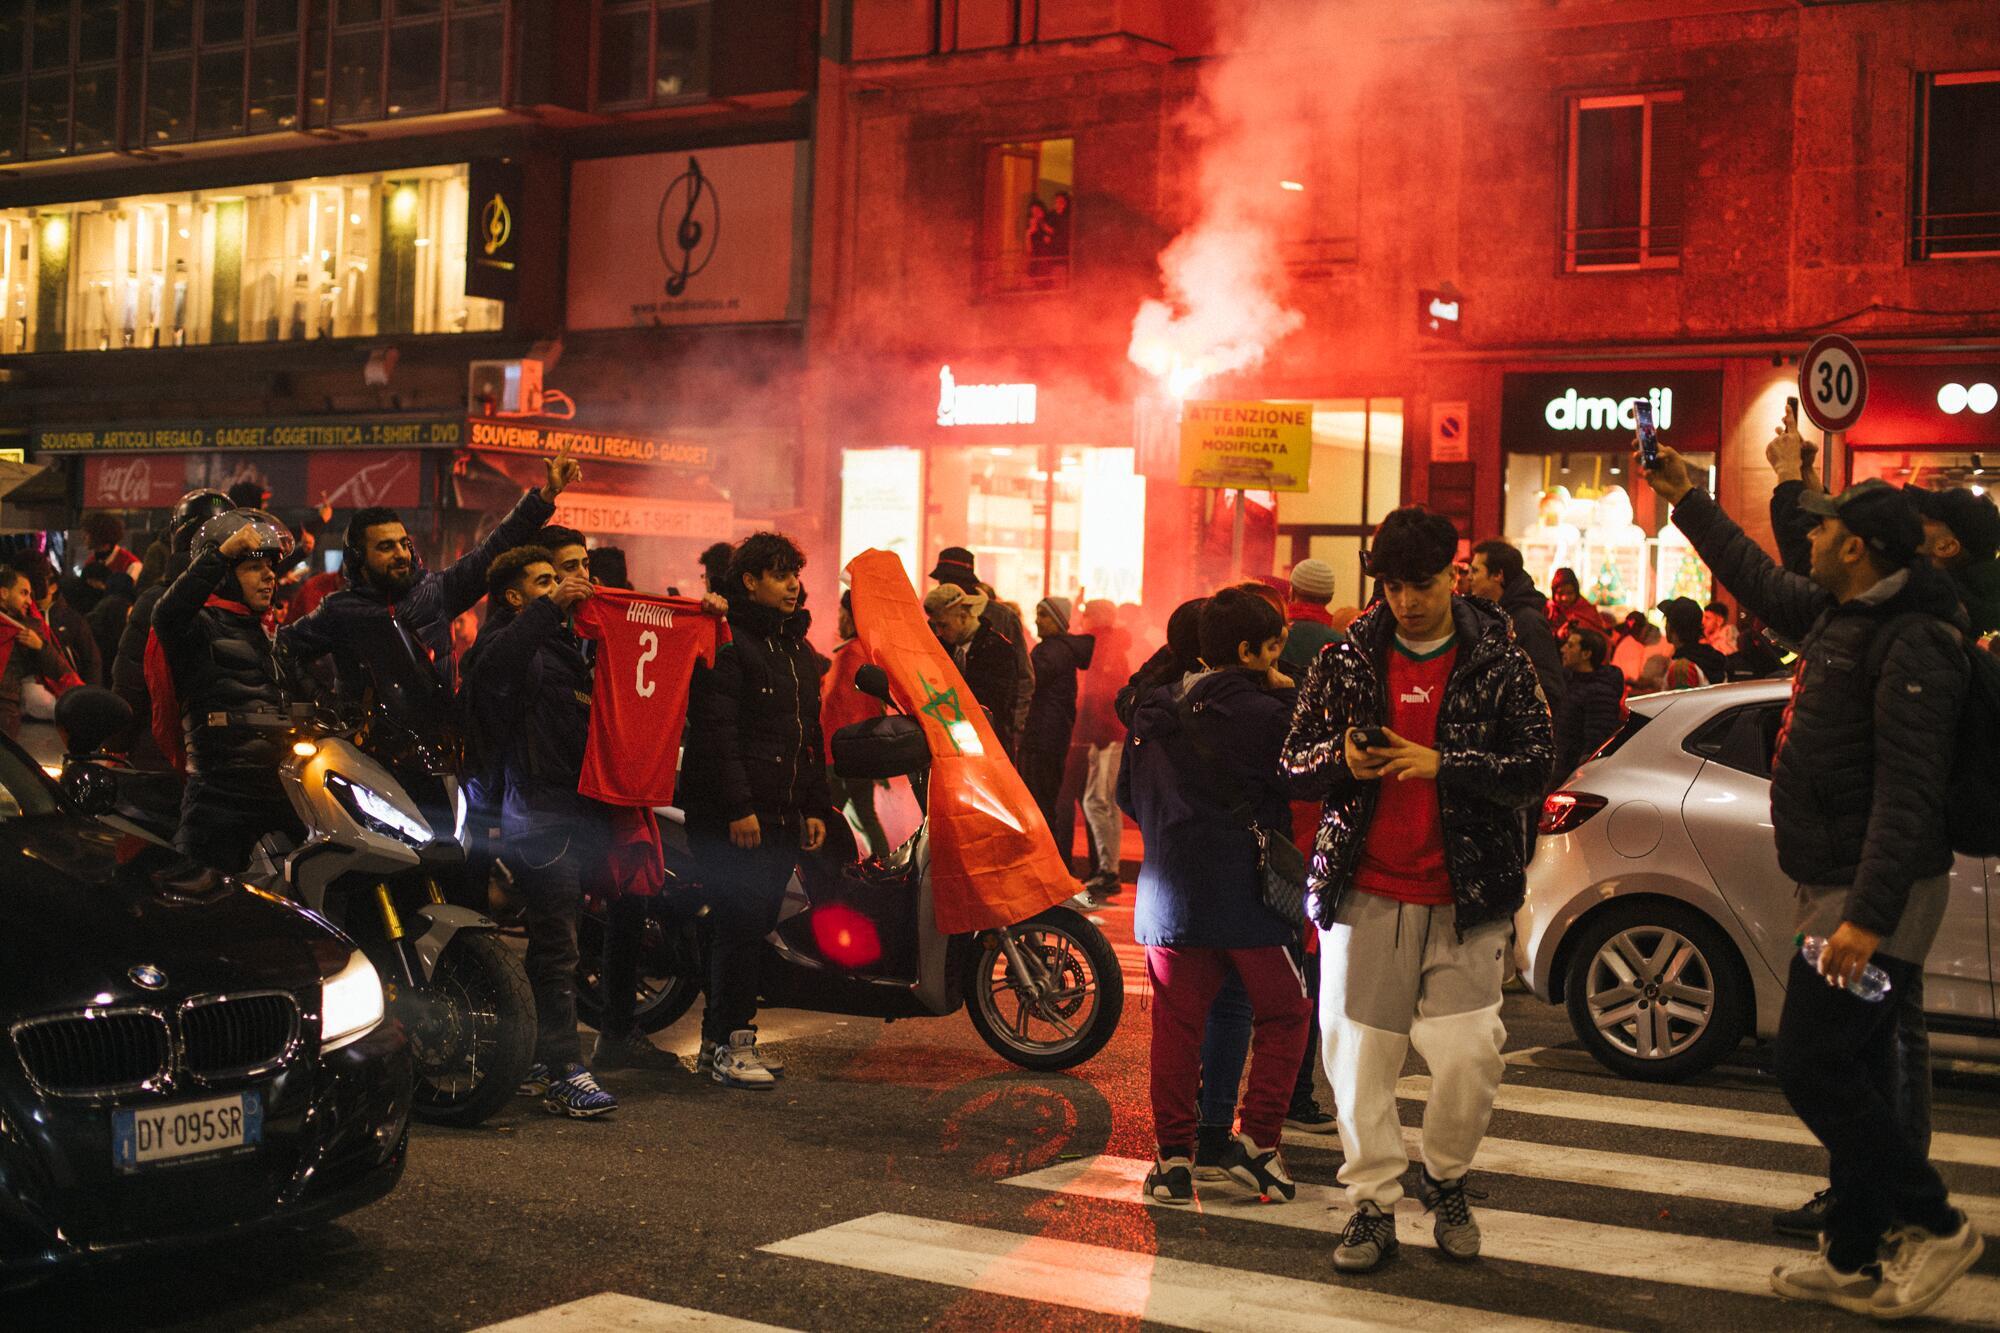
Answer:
[{"left": 1799, "top": 334, "right": 1868, "bottom": 433}]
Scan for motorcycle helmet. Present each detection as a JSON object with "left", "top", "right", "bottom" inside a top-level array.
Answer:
[
  {"left": 169, "top": 489, "right": 233, "bottom": 554},
  {"left": 192, "top": 508, "right": 296, "bottom": 566}
]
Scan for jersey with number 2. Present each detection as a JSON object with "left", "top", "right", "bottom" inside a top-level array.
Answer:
[{"left": 572, "top": 590, "right": 722, "bottom": 806}]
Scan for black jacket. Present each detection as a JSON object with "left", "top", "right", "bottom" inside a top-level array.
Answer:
[
  {"left": 1115, "top": 644, "right": 1179, "bottom": 729},
  {"left": 1554, "top": 663, "right": 1625, "bottom": 780},
  {"left": 458, "top": 595, "right": 603, "bottom": 844},
  {"left": 1675, "top": 639, "right": 1730, "bottom": 686},
  {"left": 46, "top": 595, "right": 100, "bottom": 688},
  {"left": 1493, "top": 570, "right": 1566, "bottom": 708},
  {"left": 1022, "top": 631, "right": 1095, "bottom": 758},
  {"left": 953, "top": 622, "right": 1022, "bottom": 755},
  {"left": 1673, "top": 488, "right": 1968, "bottom": 936},
  {"left": 152, "top": 549, "right": 294, "bottom": 794},
  {"left": 111, "top": 579, "right": 171, "bottom": 761},
  {"left": 1281, "top": 596, "right": 1556, "bottom": 934},
  {"left": 679, "top": 595, "right": 831, "bottom": 833},
  {"left": 281, "top": 488, "right": 554, "bottom": 705}
]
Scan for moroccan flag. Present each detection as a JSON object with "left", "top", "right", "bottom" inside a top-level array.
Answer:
[{"left": 844, "top": 548, "right": 1078, "bottom": 933}]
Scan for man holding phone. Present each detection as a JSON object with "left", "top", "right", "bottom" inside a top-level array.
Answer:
[{"left": 1281, "top": 507, "right": 1554, "bottom": 1274}]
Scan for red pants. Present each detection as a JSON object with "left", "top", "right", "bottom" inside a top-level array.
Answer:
[{"left": 1146, "top": 944, "right": 1311, "bottom": 1152}]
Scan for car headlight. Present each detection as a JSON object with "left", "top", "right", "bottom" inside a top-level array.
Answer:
[
  {"left": 320, "top": 949, "right": 385, "bottom": 1052},
  {"left": 326, "top": 772, "right": 433, "bottom": 846}
]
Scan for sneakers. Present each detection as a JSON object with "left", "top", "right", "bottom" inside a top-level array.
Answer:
[
  {"left": 1772, "top": 1187, "right": 1833, "bottom": 1239},
  {"left": 591, "top": 1029, "right": 682, "bottom": 1072},
  {"left": 700, "top": 1034, "right": 784, "bottom": 1079},
  {"left": 1334, "top": 1201, "right": 1399, "bottom": 1272},
  {"left": 518, "top": 1061, "right": 556, "bottom": 1097},
  {"left": 1085, "top": 871, "right": 1122, "bottom": 898},
  {"left": 1284, "top": 1098, "right": 1338, "bottom": 1135},
  {"left": 1064, "top": 890, "right": 1101, "bottom": 912},
  {"left": 1870, "top": 1214, "right": 1985, "bottom": 1320},
  {"left": 1770, "top": 1243, "right": 1882, "bottom": 1315},
  {"left": 709, "top": 1029, "right": 778, "bottom": 1089},
  {"left": 1144, "top": 1154, "right": 1195, "bottom": 1206},
  {"left": 542, "top": 1063, "right": 617, "bottom": 1118},
  {"left": 1193, "top": 1124, "right": 1234, "bottom": 1184},
  {"left": 1417, "top": 1169, "right": 1482, "bottom": 1261},
  {"left": 1218, "top": 1132, "right": 1296, "bottom": 1203}
]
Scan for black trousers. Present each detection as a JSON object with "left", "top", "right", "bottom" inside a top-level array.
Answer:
[
  {"left": 176, "top": 781, "right": 303, "bottom": 875},
  {"left": 600, "top": 894, "right": 649, "bottom": 1042},
  {"left": 691, "top": 833, "right": 796, "bottom": 1046},
  {"left": 1774, "top": 953, "right": 1955, "bottom": 1270},
  {"left": 1020, "top": 741, "right": 1071, "bottom": 858},
  {"left": 512, "top": 838, "right": 586, "bottom": 1069},
  {"left": 1894, "top": 972, "right": 1933, "bottom": 1158}
]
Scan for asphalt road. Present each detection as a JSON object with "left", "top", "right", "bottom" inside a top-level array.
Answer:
[{"left": 14, "top": 895, "right": 2000, "bottom": 1332}]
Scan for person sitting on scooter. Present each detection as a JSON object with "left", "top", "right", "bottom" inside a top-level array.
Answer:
[
  {"left": 459, "top": 544, "right": 621, "bottom": 1118},
  {"left": 153, "top": 511, "right": 306, "bottom": 874},
  {"left": 679, "top": 532, "right": 830, "bottom": 1090}
]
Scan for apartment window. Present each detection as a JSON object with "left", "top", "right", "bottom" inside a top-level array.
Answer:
[
  {"left": 328, "top": 0, "right": 505, "bottom": 125},
  {"left": 595, "top": 1, "right": 710, "bottom": 108},
  {"left": 0, "top": 0, "right": 122, "bottom": 160},
  {"left": 1565, "top": 92, "right": 1684, "bottom": 271},
  {"left": 980, "top": 138, "right": 1073, "bottom": 294},
  {"left": 1913, "top": 71, "right": 2000, "bottom": 260},
  {"left": 0, "top": 163, "right": 503, "bottom": 355}
]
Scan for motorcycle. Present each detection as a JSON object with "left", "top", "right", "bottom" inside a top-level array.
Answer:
[
  {"left": 575, "top": 665, "right": 1123, "bottom": 1072},
  {"left": 237, "top": 705, "right": 536, "bottom": 1127}
]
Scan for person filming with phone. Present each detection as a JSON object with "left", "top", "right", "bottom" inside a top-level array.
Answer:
[{"left": 1637, "top": 415, "right": 1982, "bottom": 1317}]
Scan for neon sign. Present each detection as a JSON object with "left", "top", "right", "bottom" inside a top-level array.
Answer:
[
  {"left": 1544, "top": 387, "right": 1674, "bottom": 433},
  {"left": 937, "top": 365, "right": 1037, "bottom": 427}
]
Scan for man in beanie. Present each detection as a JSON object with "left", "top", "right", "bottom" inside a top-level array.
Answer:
[
  {"left": 1906, "top": 485, "right": 2000, "bottom": 637},
  {"left": 925, "top": 583, "right": 1021, "bottom": 755},
  {"left": 1021, "top": 596, "right": 1095, "bottom": 891},
  {"left": 931, "top": 546, "right": 1032, "bottom": 744},
  {"left": 1279, "top": 558, "right": 1346, "bottom": 680},
  {"left": 1641, "top": 435, "right": 1981, "bottom": 1318},
  {"left": 1281, "top": 506, "right": 1554, "bottom": 1273}
]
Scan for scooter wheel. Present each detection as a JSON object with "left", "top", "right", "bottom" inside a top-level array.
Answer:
[
  {"left": 408, "top": 932, "right": 536, "bottom": 1127},
  {"left": 964, "top": 905, "right": 1123, "bottom": 1071}
]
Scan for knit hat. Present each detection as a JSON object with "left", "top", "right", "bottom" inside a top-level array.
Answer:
[
  {"left": 1288, "top": 558, "right": 1336, "bottom": 601},
  {"left": 1037, "top": 596, "right": 1072, "bottom": 632}
]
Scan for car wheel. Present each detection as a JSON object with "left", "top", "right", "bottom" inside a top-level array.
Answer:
[{"left": 1562, "top": 901, "right": 1749, "bottom": 1082}]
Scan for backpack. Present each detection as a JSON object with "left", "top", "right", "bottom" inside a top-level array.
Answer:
[{"left": 1867, "top": 612, "right": 2000, "bottom": 857}]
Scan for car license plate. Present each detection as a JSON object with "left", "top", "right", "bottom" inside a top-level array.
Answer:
[{"left": 113, "top": 1091, "right": 262, "bottom": 1172}]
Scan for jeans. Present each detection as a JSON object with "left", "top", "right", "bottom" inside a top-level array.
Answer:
[
  {"left": 1147, "top": 944, "right": 1309, "bottom": 1151},
  {"left": 1774, "top": 953, "right": 1956, "bottom": 1271},
  {"left": 1199, "top": 939, "right": 1322, "bottom": 1128},
  {"left": 176, "top": 781, "right": 303, "bottom": 875},
  {"left": 693, "top": 834, "right": 797, "bottom": 1045},
  {"left": 512, "top": 838, "right": 586, "bottom": 1069}
]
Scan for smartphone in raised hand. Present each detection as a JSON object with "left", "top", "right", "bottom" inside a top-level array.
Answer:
[{"left": 1636, "top": 399, "right": 1660, "bottom": 470}]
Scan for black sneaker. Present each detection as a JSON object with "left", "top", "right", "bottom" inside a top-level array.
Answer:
[
  {"left": 591, "top": 1030, "right": 682, "bottom": 1072},
  {"left": 1219, "top": 1132, "right": 1297, "bottom": 1203},
  {"left": 1773, "top": 1188, "right": 1834, "bottom": 1239},
  {"left": 1144, "top": 1154, "right": 1195, "bottom": 1206},
  {"left": 1284, "top": 1098, "right": 1338, "bottom": 1135},
  {"left": 1086, "top": 872, "right": 1123, "bottom": 898},
  {"left": 1194, "top": 1124, "right": 1233, "bottom": 1183}
]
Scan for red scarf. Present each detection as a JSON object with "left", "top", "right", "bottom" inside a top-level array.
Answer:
[
  {"left": 0, "top": 602, "right": 84, "bottom": 699},
  {"left": 145, "top": 596, "right": 276, "bottom": 773}
]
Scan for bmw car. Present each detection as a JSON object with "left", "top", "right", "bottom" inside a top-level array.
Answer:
[
  {"left": 1515, "top": 679, "right": 1998, "bottom": 1081},
  {"left": 0, "top": 736, "right": 412, "bottom": 1286}
]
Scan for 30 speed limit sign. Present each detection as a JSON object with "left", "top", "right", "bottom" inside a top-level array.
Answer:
[{"left": 1799, "top": 334, "right": 1869, "bottom": 433}]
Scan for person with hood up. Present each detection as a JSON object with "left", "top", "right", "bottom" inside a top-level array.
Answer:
[
  {"left": 1552, "top": 625, "right": 1624, "bottom": 780},
  {"left": 1020, "top": 596, "right": 1095, "bottom": 881},
  {"left": 1117, "top": 586, "right": 1312, "bottom": 1209},
  {"left": 1546, "top": 565, "right": 1607, "bottom": 637},
  {"left": 1465, "top": 540, "right": 1564, "bottom": 708},
  {"left": 1281, "top": 506, "right": 1554, "bottom": 1274}
]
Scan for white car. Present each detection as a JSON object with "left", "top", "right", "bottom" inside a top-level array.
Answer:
[{"left": 1514, "top": 679, "right": 1998, "bottom": 1081}]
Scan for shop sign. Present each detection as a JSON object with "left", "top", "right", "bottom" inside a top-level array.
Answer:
[
  {"left": 1501, "top": 372, "right": 1722, "bottom": 452},
  {"left": 936, "top": 365, "right": 1037, "bottom": 427},
  {"left": 1178, "top": 400, "right": 1314, "bottom": 491},
  {"left": 566, "top": 141, "right": 808, "bottom": 330},
  {"left": 1845, "top": 365, "right": 2000, "bottom": 447},
  {"left": 1418, "top": 289, "right": 1462, "bottom": 340},
  {"left": 81, "top": 449, "right": 423, "bottom": 510},
  {"left": 35, "top": 416, "right": 464, "bottom": 454},
  {"left": 466, "top": 159, "right": 523, "bottom": 303},
  {"left": 467, "top": 418, "right": 712, "bottom": 471},
  {"left": 552, "top": 491, "right": 733, "bottom": 541}
]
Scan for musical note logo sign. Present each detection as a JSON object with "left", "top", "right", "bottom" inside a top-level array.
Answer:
[
  {"left": 656, "top": 156, "right": 719, "bottom": 298},
  {"left": 481, "top": 192, "right": 512, "bottom": 256}
]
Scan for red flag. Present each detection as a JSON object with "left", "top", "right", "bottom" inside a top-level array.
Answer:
[{"left": 844, "top": 548, "right": 1077, "bottom": 933}]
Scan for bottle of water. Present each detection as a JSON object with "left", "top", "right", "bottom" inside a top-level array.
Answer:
[{"left": 1798, "top": 935, "right": 1893, "bottom": 1002}]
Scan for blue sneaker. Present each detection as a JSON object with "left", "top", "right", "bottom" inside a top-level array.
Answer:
[
  {"left": 542, "top": 1064, "right": 617, "bottom": 1118},
  {"left": 518, "top": 1061, "right": 555, "bottom": 1097}
]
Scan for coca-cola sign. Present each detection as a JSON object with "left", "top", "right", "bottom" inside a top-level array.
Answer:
[{"left": 83, "top": 456, "right": 189, "bottom": 509}]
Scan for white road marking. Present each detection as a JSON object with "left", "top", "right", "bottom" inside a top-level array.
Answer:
[
  {"left": 762, "top": 1212, "right": 1598, "bottom": 1332},
  {"left": 471, "top": 1293, "right": 794, "bottom": 1332},
  {"left": 1002, "top": 1157, "right": 2000, "bottom": 1327},
  {"left": 1400, "top": 1075, "right": 2000, "bottom": 1169}
]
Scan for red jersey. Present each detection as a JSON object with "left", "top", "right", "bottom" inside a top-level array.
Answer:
[
  {"left": 572, "top": 590, "right": 721, "bottom": 807},
  {"left": 1354, "top": 636, "right": 1458, "bottom": 906}
]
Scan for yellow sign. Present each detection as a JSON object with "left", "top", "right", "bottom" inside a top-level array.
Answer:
[
  {"left": 0, "top": 449, "right": 23, "bottom": 464},
  {"left": 1178, "top": 400, "right": 1314, "bottom": 491},
  {"left": 481, "top": 192, "right": 512, "bottom": 257}
]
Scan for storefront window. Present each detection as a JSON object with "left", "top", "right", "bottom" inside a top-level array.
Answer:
[
  {"left": 1503, "top": 449, "right": 1717, "bottom": 616},
  {"left": 0, "top": 163, "right": 503, "bottom": 354},
  {"left": 1274, "top": 398, "right": 1404, "bottom": 597},
  {"left": 1851, "top": 448, "right": 1990, "bottom": 497}
]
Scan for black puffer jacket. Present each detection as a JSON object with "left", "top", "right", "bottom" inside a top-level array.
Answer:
[
  {"left": 151, "top": 548, "right": 294, "bottom": 794},
  {"left": 1022, "top": 631, "right": 1095, "bottom": 758},
  {"left": 112, "top": 577, "right": 173, "bottom": 759},
  {"left": 679, "top": 594, "right": 832, "bottom": 834},
  {"left": 1493, "top": 570, "right": 1566, "bottom": 708},
  {"left": 1281, "top": 596, "right": 1556, "bottom": 933},
  {"left": 1554, "top": 663, "right": 1625, "bottom": 780},
  {"left": 1673, "top": 488, "right": 1968, "bottom": 936}
]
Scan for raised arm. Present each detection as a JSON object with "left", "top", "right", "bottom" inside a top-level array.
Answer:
[{"left": 153, "top": 548, "right": 228, "bottom": 648}]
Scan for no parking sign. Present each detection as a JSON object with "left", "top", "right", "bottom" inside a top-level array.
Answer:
[{"left": 1798, "top": 335, "right": 1869, "bottom": 433}]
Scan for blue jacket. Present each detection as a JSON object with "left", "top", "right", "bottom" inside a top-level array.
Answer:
[{"left": 1117, "top": 667, "right": 1299, "bottom": 948}]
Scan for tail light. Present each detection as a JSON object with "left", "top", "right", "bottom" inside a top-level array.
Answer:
[{"left": 1539, "top": 791, "right": 1608, "bottom": 835}]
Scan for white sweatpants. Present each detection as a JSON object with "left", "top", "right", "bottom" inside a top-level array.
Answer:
[{"left": 1319, "top": 892, "right": 1508, "bottom": 1209}]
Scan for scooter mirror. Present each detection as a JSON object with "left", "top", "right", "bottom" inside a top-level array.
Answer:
[
  {"left": 60, "top": 763, "right": 120, "bottom": 817},
  {"left": 854, "top": 664, "right": 893, "bottom": 705}
]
